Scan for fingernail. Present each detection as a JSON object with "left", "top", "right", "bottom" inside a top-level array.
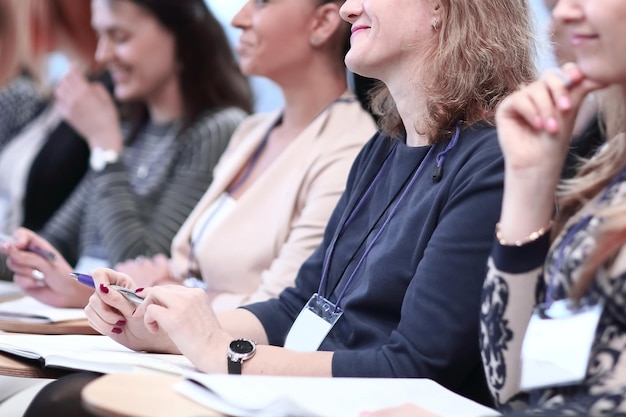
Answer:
[
  {"left": 546, "top": 117, "right": 559, "bottom": 132},
  {"left": 115, "top": 320, "right": 126, "bottom": 326},
  {"left": 558, "top": 96, "right": 571, "bottom": 110},
  {"left": 99, "top": 284, "right": 109, "bottom": 294},
  {"left": 135, "top": 288, "right": 144, "bottom": 293},
  {"left": 111, "top": 327, "right": 123, "bottom": 334}
]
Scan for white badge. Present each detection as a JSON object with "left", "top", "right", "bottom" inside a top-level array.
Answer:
[
  {"left": 284, "top": 293, "right": 343, "bottom": 352},
  {"left": 520, "top": 299, "right": 603, "bottom": 390}
]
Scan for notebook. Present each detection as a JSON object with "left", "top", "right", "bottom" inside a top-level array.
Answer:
[
  {"left": 175, "top": 373, "right": 501, "bottom": 417},
  {"left": 0, "top": 333, "right": 197, "bottom": 375}
]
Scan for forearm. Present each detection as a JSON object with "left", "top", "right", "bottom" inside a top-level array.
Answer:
[
  {"left": 193, "top": 309, "right": 332, "bottom": 376},
  {"left": 217, "top": 309, "right": 270, "bottom": 345},
  {"left": 481, "top": 240, "right": 547, "bottom": 409},
  {"left": 498, "top": 166, "right": 558, "bottom": 242}
]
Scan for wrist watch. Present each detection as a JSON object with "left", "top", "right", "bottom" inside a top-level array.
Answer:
[
  {"left": 227, "top": 338, "right": 256, "bottom": 375},
  {"left": 90, "top": 147, "right": 120, "bottom": 172}
]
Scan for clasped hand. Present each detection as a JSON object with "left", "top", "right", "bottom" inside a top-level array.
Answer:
[
  {"left": 86, "top": 268, "right": 232, "bottom": 373},
  {"left": 496, "top": 62, "right": 606, "bottom": 176}
]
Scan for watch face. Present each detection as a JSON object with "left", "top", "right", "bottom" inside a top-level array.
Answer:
[{"left": 230, "top": 339, "right": 255, "bottom": 354}]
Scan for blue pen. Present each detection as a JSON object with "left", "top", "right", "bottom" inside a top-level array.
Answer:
[
  {"left": 0, "top": 233, "right": 56, "bottom": 261},
  {"left": 69, "top": 272, "right": 145, "bottom": 304}
]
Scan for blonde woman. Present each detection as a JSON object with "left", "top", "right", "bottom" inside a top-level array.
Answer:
[{"left": 479, "top": 0, "right": 626, "bottom": 415}]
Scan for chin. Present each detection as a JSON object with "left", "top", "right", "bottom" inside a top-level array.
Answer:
[
  {"left": 113, "top": 86, "right": 140, "bottom": 102},
  {"left": 345, "top": 59, "right": 376, "bottom": 80}
]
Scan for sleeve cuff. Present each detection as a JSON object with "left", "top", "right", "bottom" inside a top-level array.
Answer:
[{"left": 491, "top": 232, "right": 550, "bottom": 274}]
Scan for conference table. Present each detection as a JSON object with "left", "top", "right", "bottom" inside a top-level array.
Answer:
[{"left": 82, "top": 373, "right": 222, "bottom": 417}]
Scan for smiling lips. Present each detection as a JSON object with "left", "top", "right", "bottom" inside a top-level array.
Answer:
[
  {"left": 570, "top": 33, "right": 598, "bottom": 47},
  {"left": 351, "top": 25, "right": 369, "bottom": 36}
]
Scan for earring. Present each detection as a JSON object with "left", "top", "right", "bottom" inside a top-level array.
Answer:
[
  {"left": 310, "top": 38, "right": 321, "bottom": 46},
  {"left": 432, "top": 18, "right": 440, "bottom": 31}
]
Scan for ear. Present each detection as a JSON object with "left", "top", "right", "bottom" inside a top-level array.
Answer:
[
  {"left": 429, "top": 1, "right": 443, "bottom": 32},
  {"left": 308, "top": 3, "right": 343, "bottom": 48}
]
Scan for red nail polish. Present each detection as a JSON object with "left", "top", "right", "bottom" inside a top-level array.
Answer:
[
  {"left": 115, "top": 320, "right": 126, "bottom": 326},
  {"left": 135, "top": 288, "right": 144, "bottom": 293},
  {"left": 99, "top": 284, "right": 109, "bottom": 294},
  {"left": 111, "top": 327, "right": 122, "bottom": 334}
]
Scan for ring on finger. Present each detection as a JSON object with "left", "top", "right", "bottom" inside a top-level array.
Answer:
[{"left": 31, "top": 269, "right": 45, "bottom": 281}]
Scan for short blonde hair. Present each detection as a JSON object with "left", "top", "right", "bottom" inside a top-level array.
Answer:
[{"left": 371, "top": 0, "right": 537, "bottom": 142}]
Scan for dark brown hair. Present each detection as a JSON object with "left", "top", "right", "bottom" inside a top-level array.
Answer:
[{"left": 118, "top": 0, "right": 253, "bottom": 130}]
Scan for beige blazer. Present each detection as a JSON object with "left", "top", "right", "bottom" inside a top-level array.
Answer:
[{"left": 170, "top": 95, "right": 376, "bottom": 311}]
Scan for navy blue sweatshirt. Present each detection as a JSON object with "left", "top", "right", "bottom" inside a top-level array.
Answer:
[{"left": 244, "top": 124, "right": 503, "bottom": 406}]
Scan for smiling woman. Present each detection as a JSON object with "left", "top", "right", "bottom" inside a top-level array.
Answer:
[{"left": 0, "top": 0, "right": 252, "bottom": 309}]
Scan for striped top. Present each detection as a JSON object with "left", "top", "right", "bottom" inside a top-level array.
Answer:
[
  {"left": 0, "top": 75, "right": 45, "bottom": 149},
  {"left": 40, "top": 106, "right": 246, "bottom": 267}
]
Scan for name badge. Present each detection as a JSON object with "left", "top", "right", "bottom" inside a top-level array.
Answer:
[
  {"left": 520, "top": 298, "right": 603, "bottom": 390},
  {"left": 284, "top": 293, "right": 343, "bottom": 352}
]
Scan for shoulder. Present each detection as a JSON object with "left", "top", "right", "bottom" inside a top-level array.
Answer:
[
  {"left": 187, "top": 106, "right": 248, "bottom": 136},
  {"left": 444, "top": 123, "right": 503, "bottom": 176},
  {"left": 318, "top": 98, "right": 377, "bottom": 148},
  {"left": 343, "top": 131, "right": 397, "bottom": 184},
  {"left": 0, "top": 75, "right": 44, "bottom": 113}
]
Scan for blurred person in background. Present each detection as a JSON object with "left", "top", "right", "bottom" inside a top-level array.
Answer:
[{"left": 0, "top": 0, "right": 252, "bottom": 308}]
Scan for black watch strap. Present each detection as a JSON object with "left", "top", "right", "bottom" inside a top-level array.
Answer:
[{"left": 227, "top": 358, "right": 243, "bottom": 375}]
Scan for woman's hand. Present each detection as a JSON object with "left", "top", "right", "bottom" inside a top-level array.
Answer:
[
  {"left": 496, "top": 63, "right": 604, "bottom": 178},
  {"left": 134, "top": 285, "right": 232, "bottom": 373},
  {"left": 85, "top": 268, "right": 178, "bottom": 353},
  {"left": 495, "top": 63, "right": 606, "bottom": 241},
  {"left": 115, "top": 254, "right": 177, "bottom": 287},
  {"left": 2, "top": 228, "right": 92, "bottom": 308},
  {"left": 55, "top": 67, "right": 123, "bottom": 152}
]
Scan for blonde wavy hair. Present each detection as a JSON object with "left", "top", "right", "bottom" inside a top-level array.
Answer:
[
  {"left": 370, "top": 0, "right": 537, "bottom": 142},
  {"left": 555, "top": 87, "right": 626, "bottom": 299}
]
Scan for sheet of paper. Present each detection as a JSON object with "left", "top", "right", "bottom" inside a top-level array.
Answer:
[
  {"left": 0, "top": 297, "right": 86, "bottom": 323},
  {"left": 0, "top": 282, "right": 23, "bottom": 302},
  {"left": 175, "top": 373, "right": 501, "bottom": 417}
]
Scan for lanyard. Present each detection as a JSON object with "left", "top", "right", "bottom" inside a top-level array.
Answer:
[
  {"left": 545, "top": 165, "right": 626, "bottom": 305},
  {"left": 317, "top": 125, "right": 461, "bottom": 310}
]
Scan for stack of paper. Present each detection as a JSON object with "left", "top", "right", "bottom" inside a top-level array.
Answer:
[
  {"left": 175, "top": 373, "right": 501, "bottom": 417},
  {"left": 0, "top": 334, "right": 198, "bottom": 375},
  {"left": 0, "top": 281, "right": 23, "bottom": 302},
  {"left": 0, "top": 297, "right": 86, "bottom": 323}
]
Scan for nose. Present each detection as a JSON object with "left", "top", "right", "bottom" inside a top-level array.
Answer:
[
  {"left": 339, "top": 0, "right": 361, "bottom": 24},
  {"left": 95, "top": 37, "right": 114, "bottom": 64},
  {"left": 553, "top": 0, "right": 584, "bottom": 25},
  {"left": 231, "top": 0, "right": 252, "bottom": 29}
]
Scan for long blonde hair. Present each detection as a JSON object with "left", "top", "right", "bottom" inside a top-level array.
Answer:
[
  {"left": 370, "top": 0, "right": 537, "bottom": 141},
  {"left": 556, "top": 87, "right": 626, "bottom": 299}
]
